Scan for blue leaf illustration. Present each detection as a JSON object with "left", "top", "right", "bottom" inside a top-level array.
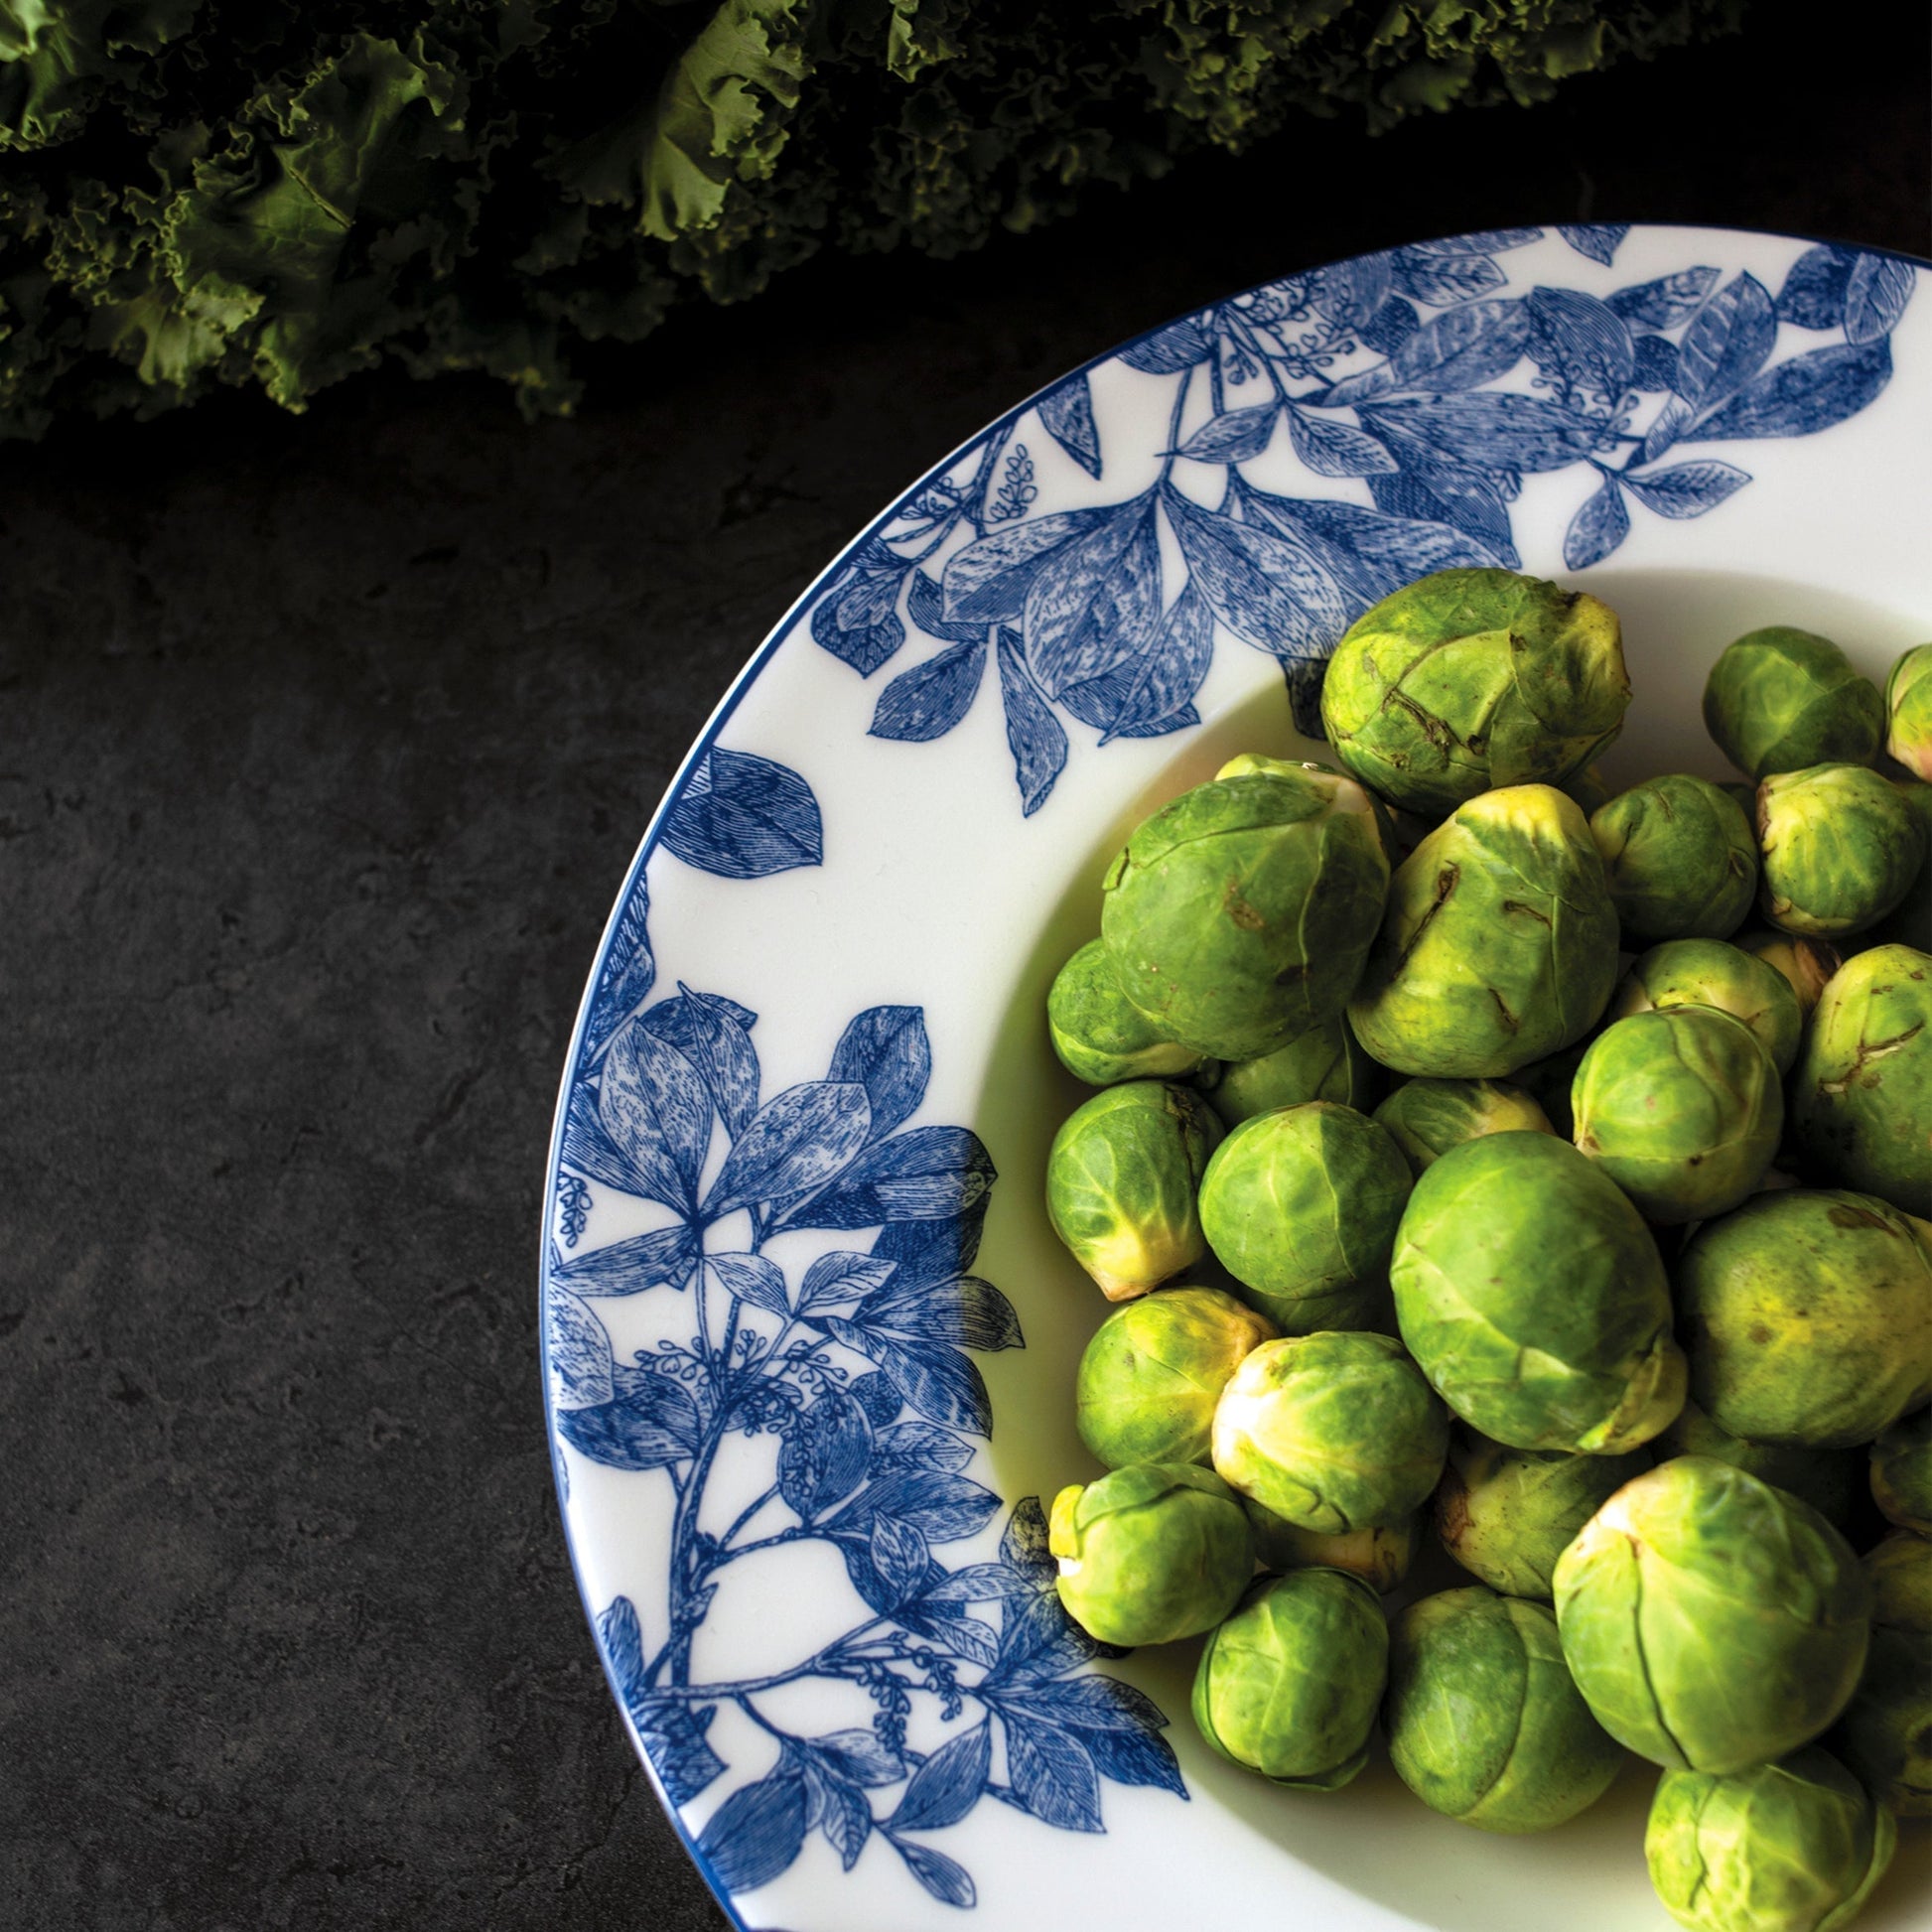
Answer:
[
  {"left": 641, "top": 988, "right": 760, "bottom": 1140},
  {"left": 1608, "top": 267, "right": 1720, "bottom": 332},
  {"left": 845, "top": 1369, "right": 903, "bottom": 1427},
  {"left": 584, "top": 880, "right": 654, "bottom": 1063},
  {"left": 821, "top": 1320, "right": 993, "bottom": 1434},
  {"left": 1406, "top": 227, "right": 1543, "bottom": 255},
  {"left": 921, "top": 1558, "right": 1038, "bottom": 1601},
  {"left": 1004, "top": 1715, "right": 1104, "bottom": 1832},
  {"left": 546, "top": 1286, "right": 614, "bottom": 1408},
  {"left": 862, "top": 1271, "right": 1025, "bottom": 1352},
  {"left": 553, "top": 1222, "right": 700, "bottom": 1297},
  {"left": 1359, "top": 393, "right": 1600, "bottom": 473},
  {"left": 871, "top": 1422, "right": 976, "bottom": 1478},
  {"left": 1526, "top": 287, "right": 1635, "bottom": 398},
  {"left": 893, "top": 1838, "right": 976, "bottom": 1908},
  {"left": 1173, "top": 403, "right": 1279, "bottom": 465},
  {"left": 556, "top": 1372, "right": 702, "bottom": 1470},
  {"left": 1162, "top": 484, "right": 1348, "bottom": 655},
  {"left": 709, "top": 1252, "right": 790, "bottom": 1315},
  {"left": 1241, "top": 484, "right": 1502, "bottom": 614},
  {"left": 941, "top": 506, "right": 1119, "bottom": 623},
  {"left": 1622, "top": 461, "right": 1751, "bottom": 518},
  {"left": 905, "top": 1604, "right": 1001, "bottom": 1669},
  {"left": 1000, "top": 1497, "right": 1053, "bottom": 1581},
  {"left": 869, "top": 637, "right": 988, "bottom": 743},
  {"left": 810, "top": 542, "right": 908, "bottom": 676},
  {"left": 632, "top": 1692, "right": 728, "bottom": 1806},
  {"left": 794, "top": 1125, "right": 997, "bottom": 1230},
  {"left": 1390, "top": 247, "right": 1506, "bottom": 307},
  {"left": 870, "top": 1516, "right": 932, "bottom": 1609},
  {"left": 598, "top": 1023, "right": 712, "bottom": 1214},
  {"left": 815, "top": 1770, "right": 873, "bottom": 1870},
  {"left": 994, "top": 631, "right": 1068, "bottom": 816},
  {"left": 1365, "top": 465, "right": 1519, "bottom": 566},
  {"left": 1357, "top": 294, "right": 1420, "bottom": 354},
  {"left": 1284, "top": 406, "right": 1398, "bottom": 479},
  {"left": 1689, "top": 339, "right": 1892, "bottom": 442},
  {"left": 778, "top": 1390, "right": 874, "bottom": 1516},
  {"left": 1375, "top": 296, "right": 1533, "bottom": 396},
  {"left": 1844, "top": 254, "right": 1916, "bottom": 345},
  {"left": 828, "top": 1006, "right": 931, "bottom": 1142},
  {"left": 1639, "top": 392, "right": 1694, "bottom": 467},
  {"left": 1118, "top": 313, "right": 1212, "bottom": 374},
  {"left": 1025, "top": 502, "right": 1160, "bottom": 698},
  {"left": 599, "top": 1596, "right": 647, "bottom": 1695},
  {"left": 989, "top": 1587, "right": 1101, "bottom": 1685},
  {"left": 1775, "top": 245, "right": 1854, "bottom": 330},
  {"left": 560, "top": 1080, "right": 642, "bottom": 1192},
  {"left": 836, "top": 1470, "right": 1002, "bottom": 1543},
  {"left": 873, "top": 1203, "right": 988, "bottom": 1287},
  {"left": 904, "top": 569, "right": 986, "bottom": 645},
  {"left": 809, "top": 1728, "right": 906, "bottom": 1789},
  {"left": 1631, "top": 334, "right": 1679, "bottom": 392},
  {"left": 1089, "top": 580, "right": 1214, "bottom": 745},
  {"left": 1559, "top": 222, "right": 1629, "bottom": 266},
  {"left": 998, "top": 1675, "right": 1170, "bottom": 1733},
  {"left": 695, "top": 1771, "right": 810, "bottom": 1894},
  {"left": 661, "top": 749, "right": 823, "bottom": 880},
  {"left": 1079, "top": 1723, "right": 1187, "bottom": 1796},
  {"left": 1037, "top": 373, "right": 1102, "bottom": 478},
  {"left": 702, "top": 1080, "right": 873, "bottom": 1218},
  {"left": 1563, "top": 475, "right": 1630, "bottom": 571},
  {"left": 890, "top": 1723, "right": 991, "bottom": 1832},
  {"left": 800, "top": 1250, "right": 898, "bottom": 1311},
  {"left": 1674, "top": 272, "right": 1776, "bottom": 413},
  {"left": 1308, "top": 252, "right": 1391, "bottom": 330}
]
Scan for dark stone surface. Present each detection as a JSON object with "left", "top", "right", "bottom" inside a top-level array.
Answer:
[{"left": 2, "top": 20, "right": 1925, "bottom": 1931}]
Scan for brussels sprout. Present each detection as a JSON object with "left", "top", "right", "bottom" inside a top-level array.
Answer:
[
  {"left": 1555, "top": 1457, "right": 1870, "bottom": 1772},
  {"left": 1646, "top": 1747, "right": 1896, "bottom": 1930},
  {"left": 1386, "top": 1587, "right": 1623, "bottom": 1832},
  {"left": 1866, "top": 780, "right": 1932, "bottom": 953},
  {"left": 1391, "top": 1133, "right": 1684, "bottom": 1453},
  {"left": 1371, "top": 1077, "right": 1554, "bottom": 1176},
  {"left": 1885, "top": 643, "right": 1932, "bottom": 781},
  {"left": 1865, "top": 1531, "right": 1932, "bottom": 1635},
  {"left": 1791, "top": 943, "right": 1932, "bottom": 1218},
  {"left": 1611, "top": 938, "right": 1804, "bottom": 1074},
  {"left": 1757, "top": 762, "right": 1926, "bottom": 937},
  {"left": 1075, "top": 1286, "right": 1275, "bottom": 1468},
  {"left": 1197, "top": 1102, "right": 1412, "bottom": 1332},
  {"left": 1049, "top": 1463, "right": 1254, "bottom": 1647},
  {"left": 1870, "top": 1409, "right": 1932, "bottom": 1534},
  {"left": 1435, "top": 1429, "right": 1652, "bottom": 1600},
  {"left": 1510, "top": 1035, "right": 1591, "bottom": 1139},
  {"left": 1571, "top": 1007, "right": 1783, "bottom": 1223},
  {"left": 1197, "top": 1016, "right": 1382, "bottom": 1128},
  {"left": 1828, "top": 1623, "right": 1932, "bottom": 1818},
  {"left": 1349, "top": 785, "right": 1619, "bottom": 1078},
  {"left": 1242, "top": 1497, "right": 1419, "bottom": 1592},
  {"left": 1703, "top": 625, "right": 1885, "bottom": 780},
  {"left": 1318, "top": 567, "right": 1631, "bottom": 816},
  {"left": 1191, "top": 1568, "right": 1388, "bottom": 1789},
  {"left": 1736, "top": 928, "right": 1843, "bottom": 1016},
  {"left": 1675, "top": 1189, "right": 1932, "bottom": 1448},
  {"left": 1589, "top": 774, "right": 1759, "bottom": 941},
  {"left": 1047, "top": 938, "right": 1206, "bottom": 1086},
  {"left": 1563, "top": 762, "right": 1615, "bottom": 815},
  {"left": 1655, "top": 1399, "right": 1864, "bottom": 1533},
  {"left": 1211, "top": 1331, "right": 1448, "bottom": 1535},
  {"left": 1101, "top": 764, "right": 1389, "bottom": 1060},
  {"left": 1045, "top": 1081, "right": 1221, "bottom": 1301}
]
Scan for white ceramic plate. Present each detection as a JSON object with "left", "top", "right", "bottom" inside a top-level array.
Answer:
[{"left": 541, "top": 224, "right": 1931, "bottom": 1932}]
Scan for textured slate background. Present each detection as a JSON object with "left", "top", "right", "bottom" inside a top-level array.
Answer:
[{"left": 4, "top": 21, "right": 1926, "bottom": 1931}]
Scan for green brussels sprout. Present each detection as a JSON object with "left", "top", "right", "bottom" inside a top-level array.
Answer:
[
  {"left": 1211, "top": 1331, "right": 1448, "bottom": 1535},
  {"left": 1757, "top": 762, "right": 1926, "bottom": 937},
  {"left": 1589, "top": 773, "right": 1759, "bottom": 941},
  {"left": 1870, "top": 1409, "right": 1932, "bottom": 1534},
  {"left": 1829, "top": 1621, "right": 1932, "bottom": 1818},
  {"left": 1864, "top": 1532, "right": 1932, "bottom": 1635},
  {"left": 1866, "top": 780, "right": 1932, "bottom": 953},
  {"left": 1371, "top": 1077, "right": 1554, "bottom": 1176},
  {"left": 1563, "top": 761, "right": 1615, "bottom": 816},
  {"left": 1074, "top": 1286, "right": 1275, "bottom": 1468},
  {"left": 1191, "top": 1568, "right": 1388, "bottom": 1789},
  {"left": 1435, "top": 1429, "right": 1652, "bottom": 1600},
  {"left": 1703, "top": 625, "right": 1885, "bottom": 780},
  {"left": 1349, "top": 785, "right": 1619, "bottom": 1078},
  {"left": 1654, "top": 1399, "right": 1864, "bottom": 1534},
  {"left": 1045, "top": 1081, "right": 1222, "bottom": 1301},
  {"left": 1196, "top": 1102, "right": 1412, "bottom": 1332},
  {"left": 1646, "top": 1747, "right": 1897, "bottom": 1930},
  {"left": 1885, "top": 642, "right": 1932, "bottom": 781},
  {"left": 1100, "top": 764, "right": 1390, "bottom": 1060},
  {"left": 1510, "top": 1035, "right": 1591, "bottom": 1139},
  {"left": 1611, "top": 938, "right": 1805, "bottom": 1075},
  {"left": 1390, "top": 1132, "right": 1684, "bottom": 1453},
  {"left": 1048, "top": 1462, "right": 1254, "bottom": 1646},
  {"left": 1719, "top": 780, "right": 1757, "bottom": 812},
  {"left": 1386, "top": 1587, "right": 1623, "bottom": 1833},
  {"left": 1047, "top": 938, "right": 1206, "bottom": 1086},
  {"left": 1555, "top": 1456, "right": 1871, "bottom": 1773},
  {"left": 1571, "top": 1007, "right": 1783, "bottom": 1224},
  {"left": 1675, "top": 1189, "right": 1932, "bottom": 1448},
  {"left": 1791, "top": 943, "right": 1932, "bottom": 1218},
  {"left": 1195, "top": 1016, "right": 1382, "bottom": 1129},
  {"left": 1318, "top": 567, "right": 1631, "bottom": 816},
  {"left": 1242, "top": 1496, "right": 1419, "bottom": 1592},
  {"left": 1736, "top": 928, "right": 1843, "bottom": 1017}
]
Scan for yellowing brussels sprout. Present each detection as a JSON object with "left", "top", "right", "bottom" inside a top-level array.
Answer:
[
  {"left": 1571, "top": 1007, "right": 1783, "bottom": 1224},
  {"left": 1100, "top": 764, "right": 1389, "bottom": 1060},
  {"left": 1371, "top": 1077, "right": 1553, "bottom": 1176},
  {"left": 1675, "top": 1189, "right": 1932, "bottom": 1448},
  {"left": 1349, "top": 785, "right": 1619, "bottom": 1078},
  {"left": 1435, "top": 1429, "right": 1652, "bottom": 1600},
  {"left": 1555, "top": 1457, "right": 1870, "bottom": 1773},
  {"left": 1757, "top": 762, "right": 1926, "bottom": 937},
  {"left": 1045, "top": 1081, "right": 1221, "bottom": 1301},
  {"left": 1828, "top": 1623, "right": 1932, "bottom": 1818},
  {"left": 1197, "top": 1016, "right": 1383, "bottom": 1129},
  {"left": 1736, "top": 928, "right": 1842, "bottom": 1016},
  {"left": 1871, "top": 1408, "right": 1932, "bottom": 1534},
  {"left": 1242, "top": 1497, "right": 1419, "bottom": 1592},
  {"left": 1391, "top": 1132, "right": 1684, "bottom": 1453},
  {"left": 1047, "top": 938, "right": 1206, "bottom": 1086},
  {"left": 1589, "top": 773, "right": 1758, "bottom": 941},
  {"left": 1197, "top": 1102, "right": 1412, "bottom": 1332},
  {"left": 1791, "top": 943, "right": 1932, "bottom": 1218},
  {"left": 1655, "top": 1399, "right": 1864, "bottom": 1533},
  {"left": 1318, "top": 567, "right": 1631, "bottom": 816},
  {"left": 1612, "top": 937, "right": 1804, "bottom": 1074},
  {"left": 1646, "top": 1747, "right": 1896, "bottom": 1931},
  {"left": 1386, "top": 1587, "right": 1622, "bottom": 1833},
  {"left": 1048, "top": 1463, "right": 1253, "bottom": 1646},
  {"left": 1211, "top": 1331, "right": 1448, "bottom": 1535},
  {"left": 1886, "top": 643, "right": 1932, "bottom": 780},
  {"left": 1703, "top": 625, "right": 1885, "bottom": 779},
  {"left": 1191, "top": 1568, "right": 1387, "bottom": 1789},
  {"left": 1865, "top": 1532, "right": 1932, "bottom": 1635},
  {"left": 1074, "top": 1286, "right": 1275, "bottom": 1468}
]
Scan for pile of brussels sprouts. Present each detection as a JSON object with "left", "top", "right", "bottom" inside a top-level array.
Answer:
[{"left": 1042, "top": 571, "right": 1932, "bottom": 1932}]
